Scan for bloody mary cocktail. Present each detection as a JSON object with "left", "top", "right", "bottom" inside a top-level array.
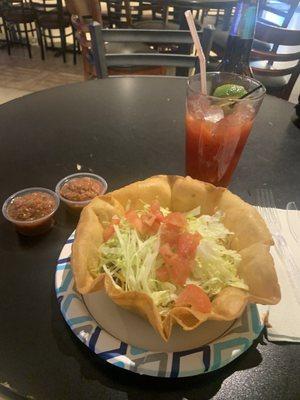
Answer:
[{"left": 186, "top": 73, "right": 265, "bottom": 187}]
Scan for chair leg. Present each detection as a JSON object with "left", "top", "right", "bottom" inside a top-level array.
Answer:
[
  {"left": 43, "top": 28, "right": 48, "bottom": 50},
  {"left": 72, "top": 27, "right": 77, "bottom": 65},
  {"left": 48, "top": 29, "right": 54, "bottom": 48},
  {"left": 16, "top": 23, "right": 22, "bottom": 42},
  {"left": 216, "top": 9, "right": 220, "bottom": 26},
  {"left": 82, "top": 47, "right": 92, "bottom": 80},
  {"left": 59, "top": 27, "right": 67, "bottom": 63},
  {"left": 36, "top": 24, "right": 45, "bottom": 60},
  {"left": 3, "top": 20, "right": 11, "bottom": 55},
  {"left": 24, "top": 23, "right": 32, "bottom": 58},
  {"left": 201, "top": 9, "right": 209, "bottom": 24},
  {"left": 76, "top": 36, "right": 81, "bottom": 54},
  {"left": 30, "top": 22, "right": 34, "bottom": 37},
  {"left": 223, "top": 6, "right": 232, "bottom": 31}
]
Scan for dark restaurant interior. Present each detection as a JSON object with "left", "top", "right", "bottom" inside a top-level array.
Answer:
[
  {"left": 0, "top": 1, "right": 299, "bottom": 400},
  {"left": 0, "top": 0, "right": 299, "bottom": 102}
]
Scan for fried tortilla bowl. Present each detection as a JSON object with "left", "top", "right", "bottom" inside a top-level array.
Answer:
[{"left": 71, "top": 175, "right": 281, "bottom": 341}]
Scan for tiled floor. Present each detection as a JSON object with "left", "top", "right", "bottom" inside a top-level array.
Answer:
[
  {"left": 0, "top": 86, "right": 31, "bottom": 103},
  {"left": 0, "top": 41, "right": 83, "bottom": 105}
]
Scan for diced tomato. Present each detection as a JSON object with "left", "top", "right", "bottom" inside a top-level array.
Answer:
[
  {"left": 160, "top": 225, "right": 179, "bottom": 247},
  {"left": 125, "top": 210, "right": 144, "bottom": 233},
  {"left": 156, "top": 266, "right": 170, "bottom": 282},
  {"left": 141, "top": 213, "right": 156, "bottom": 227},
  {"left": 168, "top": 255, "right": 192, "bottom": 286},
  {"left": 150, "top": 200, "right": 161, "bottom": 213},
  {"left": 175, "top": 284, "right": 212, "bottom": 313},
  {"left": 164, "top": 212, "right": 187, "bottom": 229},
  {"left": 150, "top": 200, "right": 165, "bottom": 222},
  {"left": 139, "top": 213, "right": 159, "bottom": 234},
  {"left": 126, "top": 203, "right": 164, "bottom": 236},
  {"left": 159, "top": 244, "right": 192, "bottom": 286},
  {"left": 112, "top": 216, "right": 120, "bottom": 225},
  {"left": 103, "top": 225, "right": 115, "bottom": 242},
  {"left": 102, "top": 216, "right": 120, "bottom": 242},
  {"left": 139, "top": 200, "right": 165, "bottom": 234},
  {"left": 156, "top": 257, "right": 190, "bottom": 286},
  {"left": 147, "top": 220, "right": 161, "bottom": 235},
  {"left": 159, "top": 243, "right": 175, "bottom": 261},
  {"left": 178, "top": 232, "right": 201, "bottom": 259}
]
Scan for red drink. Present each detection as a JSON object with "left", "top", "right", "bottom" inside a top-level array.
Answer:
[
  {"left": 185, "top": 73, "right": 265, "bottom": 187},
  {"left": 186, "top": 108, "right": 254, "bottom": 187}
]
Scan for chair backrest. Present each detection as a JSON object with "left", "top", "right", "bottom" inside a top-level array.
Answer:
[
  {"left": 90, "top": 21, "right": 214, "bottom": 78},
  {"left": 65, "top": 0, "right": 102, "bottom": 24},
  {"left": 1, "top": 0, "right": 29, "bottom": 9},
  {"left": 105, "top": 0, "right": 167, "bottom": 27},
  {"left": 30, "top": 0, "right": 65, "bottom": 26},
  {"left": 2, "top": 0, "right": 33, "bottom": 18},
  {"left": 126, "top": 0, "right": 167, "bottom": 23},
  {"left": 30, "top": 0, "right": 62, "bottom": 13},
  {"left": 258, "top": 0, "right": 299, "bottom": 28},
  {"left": 2, "top": 0, "right": 25, "bottom": 5},
  {"left": 105, "top": 0, "right": 128, "bottom": 27},
  {"left": 251, "top": 21, "right": 300, "bottom": 99}
]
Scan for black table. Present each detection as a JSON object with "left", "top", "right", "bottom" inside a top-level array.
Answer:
[{"left": 0, "top": 77, "right": 299, "bottom": 400}]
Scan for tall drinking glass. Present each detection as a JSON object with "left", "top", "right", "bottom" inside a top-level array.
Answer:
[{"left": 186, "top": 72, "right": 266, "bottom": 187}]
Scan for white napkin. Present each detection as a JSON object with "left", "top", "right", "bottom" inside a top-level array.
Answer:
[{"left": 256, "top": 208, "right": 300, "bottom": 342}]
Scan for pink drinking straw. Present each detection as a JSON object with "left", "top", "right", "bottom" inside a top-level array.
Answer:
[{"left": 184, "top": 10, "right": 207, "bottom": 95}]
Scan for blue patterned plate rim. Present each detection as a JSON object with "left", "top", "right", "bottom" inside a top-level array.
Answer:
[{"left": 55, "top": 232, "right": 263, "bottom": 378}]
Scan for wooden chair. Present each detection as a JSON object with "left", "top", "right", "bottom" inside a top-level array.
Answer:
[
  {"left": 0, "top": 1, "right": 10, "bottom": 50},
  {"left": 30, "top": 0, "right": 76, "bottom": 63},
  {"left": 1, "top": 0, "right": 36, "bottom": 58},
  {"left": 212, "top": 0, "right": 299, "bottom": 59},
  {"left": 257, "top": 0, "right": 299, "bottom": 66},
  {"left": 66, "top": 0, "right": 103, "bottom": 23},
  {"left": 67, "top": 0, "right": 168, "bottom": 79},
  {"left": 105, "top": 0, "right": 179, "bottom": 30},
  {"left": 65, "top": 0, "right": 103, "bottom": 79},
  {"left": 251, "top": 22, "right": 300, "bottom": 100},
  {"left": 89, "top": 21, "right": 214, "bottom": 78},
  {"left": 105, "top": 0, "right": 129, "bottom": 27},
  {"left": 142, "top": 0, "right": 166, "bottom": 20},
  {"left": 100, "top": 1, "right": 156, "bottom": 28},
  {"left": 258, "top": 0, "right": 299, "bottom": 28}
]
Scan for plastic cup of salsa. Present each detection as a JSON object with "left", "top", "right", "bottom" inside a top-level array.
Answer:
[
  {"left": 2, "top": 187, "right": 60, "bottom": 236},
  {"left": 55, "top": 173, "right": 108, "bottom": 213}
]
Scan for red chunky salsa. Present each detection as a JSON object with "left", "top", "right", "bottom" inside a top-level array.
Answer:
[
  {"left": 60, "top": 177, "right": 103, "bottom": 202},
  {"left": 7, "top": 192, "right": 56, "bottom": 222}
]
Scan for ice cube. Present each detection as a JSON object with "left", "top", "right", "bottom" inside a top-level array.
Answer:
[
  {"left": 204, "top": 106, "right": 224, "bottom": 123},
  {"left": 233, "top": 101, "right": 255, "bottom": 120},
  {"left": 188, "top": 95, "right": 211, "bottom": 118}
]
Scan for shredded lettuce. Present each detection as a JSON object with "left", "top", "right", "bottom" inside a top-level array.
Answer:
[
  {"left": 95, "top": 205, "right": 248, "bottom": 314},
  {"left": 97, "top": 219, "right": 176, "bottom": 310},
  {"left": 186, "top": 209, "right": 248, "bottom": 296},
  {"left": 187, "top": 239, "right": 248, "bottom": 296},
  {"left": 187, "top": 210, "right": 231, "bottom": 241}
]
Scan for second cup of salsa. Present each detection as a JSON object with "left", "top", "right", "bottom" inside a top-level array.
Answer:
[
  {"left": 56, "top": 173, "right": 108, "bottom": 213},
  {"left": 186, "top": 72, "right": 266, "bottom": 187}
]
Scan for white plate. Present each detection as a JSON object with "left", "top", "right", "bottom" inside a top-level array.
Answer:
[{"left": 55, "top": 232, "right": 263, "bottom": 378}]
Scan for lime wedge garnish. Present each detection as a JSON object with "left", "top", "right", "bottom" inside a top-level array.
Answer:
[{"left": 213, "top": 84, "right": 247, "bottom": 99}]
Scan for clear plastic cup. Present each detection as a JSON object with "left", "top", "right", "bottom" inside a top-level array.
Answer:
[
  {"left": 2, "top": 187, "right": 60, "bottom": 236},
  {"left": 55, "top": 172, "right": 108, "bottom": 213},
  {"left": 186, "top": 72, "right": 266, "bottom": 187}
]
